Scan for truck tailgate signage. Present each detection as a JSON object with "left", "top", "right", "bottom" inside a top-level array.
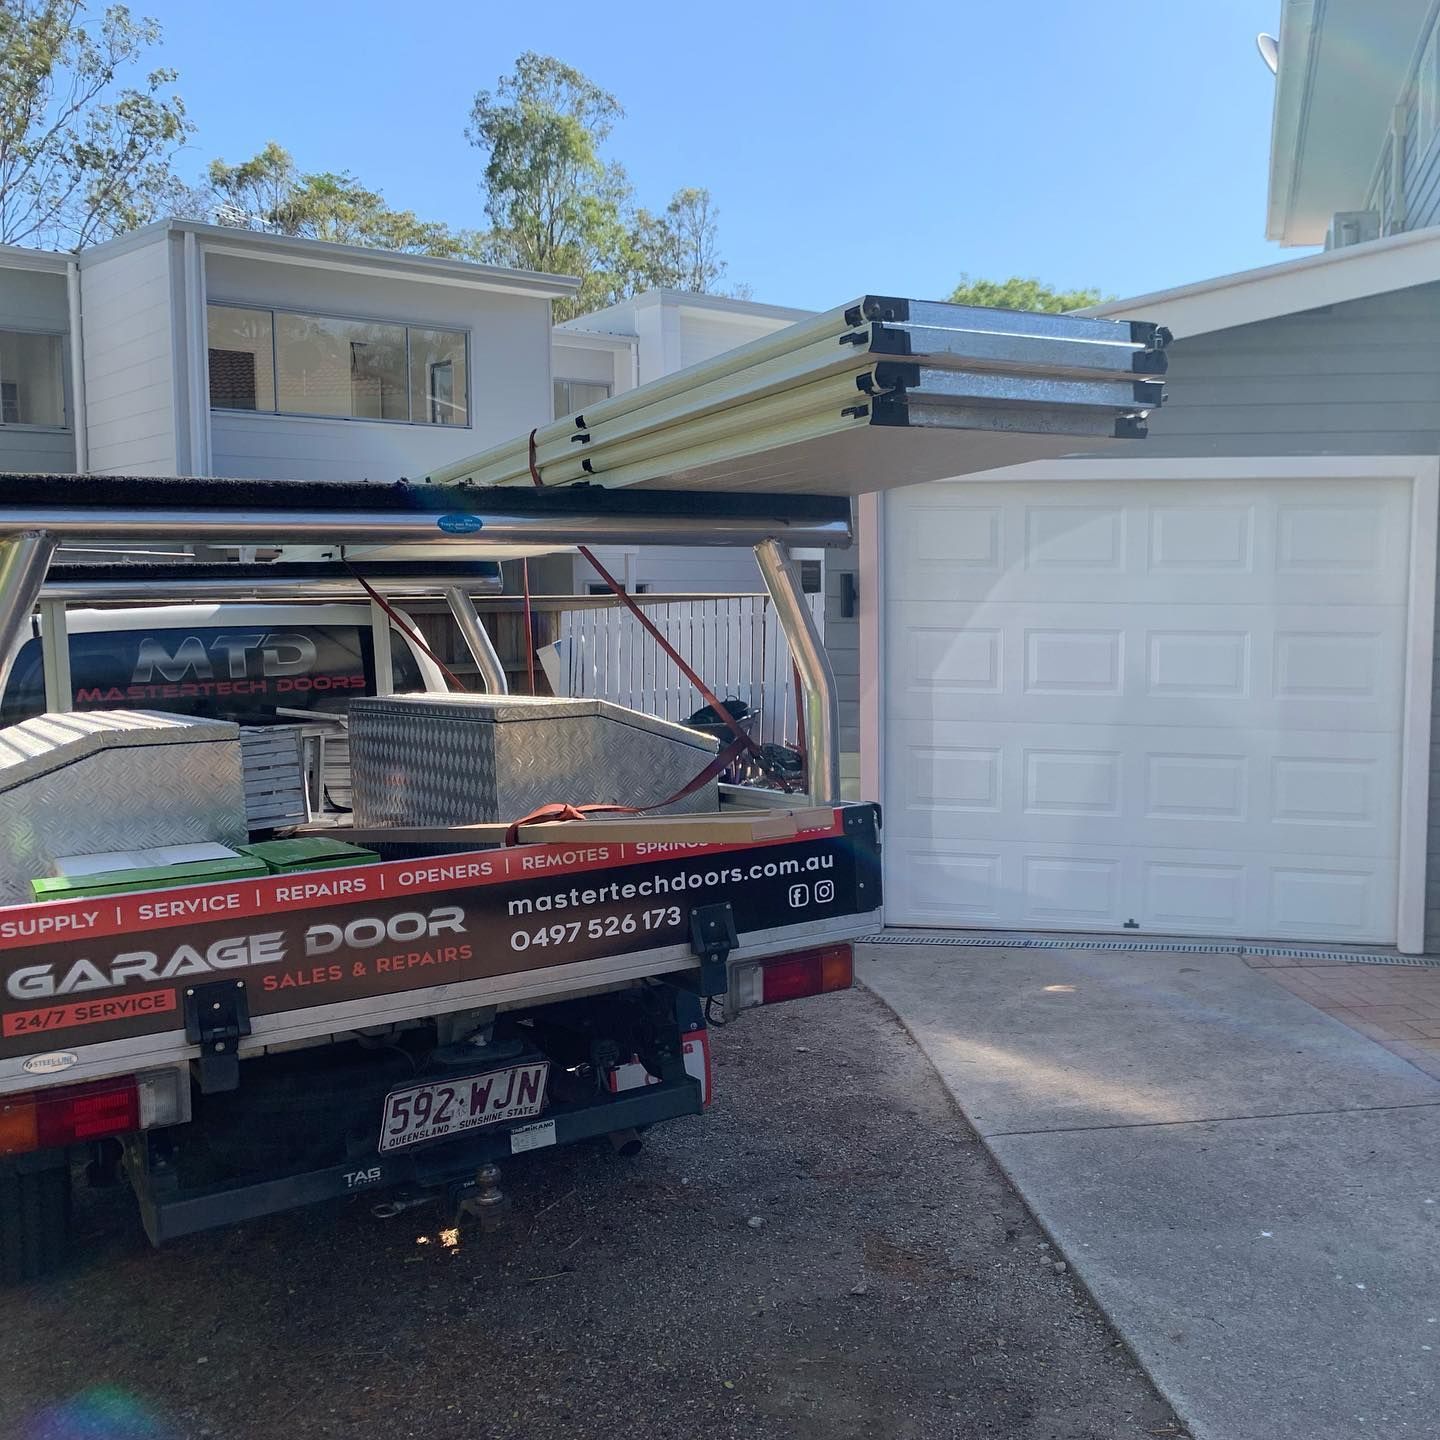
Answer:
[{"left": 0, "top": 807, "right": 880, "bottom": 1060}]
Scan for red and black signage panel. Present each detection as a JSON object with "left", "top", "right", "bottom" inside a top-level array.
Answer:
[{"left": 0, "top": 807, "right": 881, "bottom": 1060}]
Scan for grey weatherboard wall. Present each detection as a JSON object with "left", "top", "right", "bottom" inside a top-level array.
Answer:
[
  {"left": 1106, "top": 282, "right": 1440, "bottom": 949},
  {"left": 1389, "top": 6, "right": 1440, "bottom": 236}
]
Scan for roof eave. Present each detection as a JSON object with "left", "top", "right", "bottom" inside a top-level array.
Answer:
[
  {"left": 1080, "top": 223, "right": 1440, "bottom": 339},
  {"left": 79, "top": 219, "right": 582, "bottom": 299},
  {"left": 1265, "top": 0, "right": 1319, "bottom": 244},
  {"left": 0, "top": 243, "right": 71, "bottom": 275}
]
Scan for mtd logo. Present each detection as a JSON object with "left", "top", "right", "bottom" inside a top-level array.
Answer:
[{"left": 131, "top": 632, "right": 318, "bottom": 683}]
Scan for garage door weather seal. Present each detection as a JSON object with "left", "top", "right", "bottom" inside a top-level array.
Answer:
[{"left": 858, "top": 930, "right": 1440, "bottom": 968}]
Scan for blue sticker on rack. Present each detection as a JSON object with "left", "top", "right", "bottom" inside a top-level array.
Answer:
[{"left": 437, "top": 513, "right": 485, "bottom": 535}]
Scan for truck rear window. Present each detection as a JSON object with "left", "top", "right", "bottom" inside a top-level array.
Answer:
[{"left": 0, "top": 624, "right": 424, "bottom": 726}]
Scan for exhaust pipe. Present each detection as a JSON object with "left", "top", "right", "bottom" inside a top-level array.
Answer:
[{"left": 608, "top": 1128, "right": 643, "bottom": 1158}]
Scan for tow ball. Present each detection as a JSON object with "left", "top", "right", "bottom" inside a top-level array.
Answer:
[
  {"left": 371, "top": 1162, "right": 507, "bottom": 1230},
  {"left": 451, "top": 1162, "right": 509, "bottom": 1233}
]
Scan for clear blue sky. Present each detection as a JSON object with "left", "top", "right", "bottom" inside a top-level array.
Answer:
[{"left": 138, "top": 0, "right": 1293, "bottom": 309}]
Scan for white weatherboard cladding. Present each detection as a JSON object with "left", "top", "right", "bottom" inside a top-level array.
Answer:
[
  {"left": 205, "top": 253, "right": 553, "bottom": 483},
  {"left": 77, "top": 238, "right": 176, "bottom": 474},
  {"left": 882, "top": 477, "right": 1410, "bottom": 943}
]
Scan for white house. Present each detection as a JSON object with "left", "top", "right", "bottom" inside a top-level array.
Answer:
[
  {"left": 0, "top": 224, "right": 819, "bottom": 591},
  {"left": 862, "top": 0, "right": 1440, "bottom": 954},
  {"left": 1, "top": 219, "right": 574, "bottom": 485},
  {"left": 553, "top": 288, "right": 813, "bottom": 594}
]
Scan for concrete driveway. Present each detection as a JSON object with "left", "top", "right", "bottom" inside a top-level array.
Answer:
[{"left": 859, "top": 939, "right": 1440, "bottom": 1440}]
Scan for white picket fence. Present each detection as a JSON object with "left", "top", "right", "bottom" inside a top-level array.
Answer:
[{"left": 542, "top": 594, "right": 821, "bottom": 745}]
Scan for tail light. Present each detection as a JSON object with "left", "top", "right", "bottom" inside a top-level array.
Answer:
[
  {"left": 0, "top": 1068, "right": 188, "bottom": 1157},
  {"left": 729, "top": 943, "right": 854, "bottom": 1012}
]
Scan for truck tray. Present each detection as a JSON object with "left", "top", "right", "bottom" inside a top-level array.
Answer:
[{"left": 0, "top": 804, "right": 881, "bottom": 1094}]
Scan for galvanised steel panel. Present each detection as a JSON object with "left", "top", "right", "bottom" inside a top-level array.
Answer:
[{"left": 349, "top": 694, "right": 720, "bottom": 826}]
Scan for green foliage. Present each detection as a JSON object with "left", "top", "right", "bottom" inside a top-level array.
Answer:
[
  {"left": 468, "top": 53, "right": 728, "bottom": 318},
  {"left": 203, "top": 141, "right": 474, "bottom": 257},
  {"left": 630, "top": 187, "right": 725, "bottom": 294},
  {"left": 0, "top": 0, "right": 191, "bottom": 247},
  {"left": 204, "top": 140, "right": 295, "bottom": 230},
  {"left": 947, "top": 273, "right": 1112, "bottom": 314},
  {"left": 0, "top": 22, "right": 737, "bottom": 307},
  {"left": 467, "top": 53, "right": 619, "bottom": 282}
]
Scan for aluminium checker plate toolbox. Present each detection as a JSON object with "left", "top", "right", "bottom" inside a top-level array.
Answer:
[
  {"left": 348, "top": 693, "right": 722, "bottom": 825},
  {"left": 0, "top": 710, "right": 247, "bottom": 906}
]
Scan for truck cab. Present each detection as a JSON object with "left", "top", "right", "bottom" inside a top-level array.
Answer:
[{"left": 0, "top": 603, "right": 448, "bottom": 728}]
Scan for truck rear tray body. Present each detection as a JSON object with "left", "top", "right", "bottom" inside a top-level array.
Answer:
[{"left": 0, "top": 804, "right": 881, "bottom": 1093}]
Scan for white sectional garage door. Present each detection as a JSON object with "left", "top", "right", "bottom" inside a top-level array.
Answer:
[{"left": 882, "top": 476, "right": 1411, "bottom": 943}]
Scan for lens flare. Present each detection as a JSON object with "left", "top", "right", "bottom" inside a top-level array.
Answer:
[{"left": 24, "top": 1386, "right": 179, "bottom": 1440}]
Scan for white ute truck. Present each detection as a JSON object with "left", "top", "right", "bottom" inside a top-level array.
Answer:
[{"left": 0, "top": 296, "right": 1166, "bottom": 1279}]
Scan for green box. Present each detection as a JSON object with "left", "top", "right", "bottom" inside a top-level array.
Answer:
[
  {"left": 238, "top": 837, "right": 379, "bottom": 874},
  {"left": 31, "top": 855, "right": 268, "bottom": 901}
]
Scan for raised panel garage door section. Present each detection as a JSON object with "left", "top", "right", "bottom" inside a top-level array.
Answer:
[{"left": 882, "top": 477, "right": 1410, "bottom": 943}]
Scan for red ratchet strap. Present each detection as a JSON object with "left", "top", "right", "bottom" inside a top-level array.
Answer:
[
  {"left": 345, "top": 563, "right": 471, "bottom": 692},
  {"left": 502, "top": 732, "right": 751, "bottom": 845},
  {"left": 526, "top": 429, "right": 793, "bottom": 791},
  {"left": 503, "top": 801, "right": 634, "bottom": 846}
]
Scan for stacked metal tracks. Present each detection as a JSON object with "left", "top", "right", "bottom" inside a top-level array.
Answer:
[{"left": 428, "top": 295, "right": 1169, "bottom": 496}]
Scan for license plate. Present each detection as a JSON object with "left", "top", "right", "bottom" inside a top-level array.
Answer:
[{"left": 378, "top": 1062, "right": 550, "bottom": 1153}]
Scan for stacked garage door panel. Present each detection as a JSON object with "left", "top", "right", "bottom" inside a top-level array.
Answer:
[{"left": 882, "top": 476, "right": 1410, "bottom": 944}]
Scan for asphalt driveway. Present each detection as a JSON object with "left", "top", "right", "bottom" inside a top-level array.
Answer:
[{"left": 0, "top": 985, "right": 1178, "bottom": 1440}]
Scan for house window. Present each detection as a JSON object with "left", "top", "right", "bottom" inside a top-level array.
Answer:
[
  {"left": 207, "top": 305, "right": 274, "bottom": 411},
  {"left": 410, "top": 328, "right": 468, "bottom": 426},
  {"left": 0, "top": 330, "right": 65, "bottom": 428},
  {"left": 277, "top": 313, "right": 408, "bottom": 420},
  {"left": 554, "top": 378, "right": 612, "bottom": 419},
  {"left": 206, "top": 304, "right": 468, "bottom": 425}
]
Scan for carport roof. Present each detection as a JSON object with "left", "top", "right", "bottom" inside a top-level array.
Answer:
[{"left": 1083, "top": 223, "right": 1440, "bottom": 340}]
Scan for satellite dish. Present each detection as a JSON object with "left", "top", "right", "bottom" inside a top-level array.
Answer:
[{"left": 1256, "top": 33, "right": 1279, "bottom": 73}]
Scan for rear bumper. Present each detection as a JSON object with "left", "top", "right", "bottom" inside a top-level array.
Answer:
[{"left": 129, "top": 1069, "right": 703, "bottom": 1245}]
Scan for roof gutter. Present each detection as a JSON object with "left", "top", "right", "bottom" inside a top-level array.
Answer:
[
  {"left": 1266, "top": 0, "right": 1319, "bottom": 244},
  {"left": 73, "top": 220, "right": 582, "bottom": 300},
  {"left": 64, "top": 261, "right": 87, "bottom": 472},
  {"left": 1082, "top": 222, "right": 1440, "bottom": 339}
]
